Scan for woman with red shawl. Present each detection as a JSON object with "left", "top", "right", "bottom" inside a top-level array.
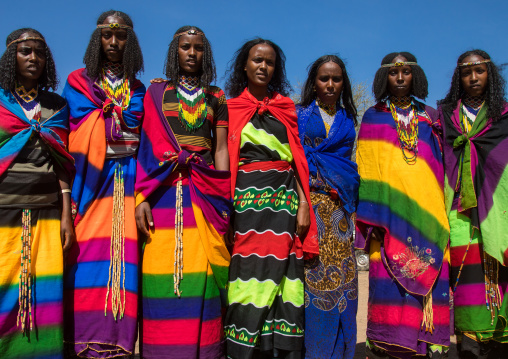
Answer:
[{"left": 224, "top": 38, "right": 318, "bottom": 359}]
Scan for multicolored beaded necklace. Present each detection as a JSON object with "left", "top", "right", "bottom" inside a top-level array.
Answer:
[
  {"left": 176, "top": 75, "right": 207, "bottom": 132},
  {"left": 13, "top": 82, "right": 41, "bottom": 122},
  {"left": 100, "top": 62, "right": 131, "bottom": 110},
  {"left": 389, "top": 96, "right": 419, "bottom": 165},
  {"left": 317, "top": 98, "right": 337, "bottom": 116}
]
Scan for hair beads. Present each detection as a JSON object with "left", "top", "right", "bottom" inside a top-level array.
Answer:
[{"left": 105, "top": 163, "right": 126, "bottom": 320}]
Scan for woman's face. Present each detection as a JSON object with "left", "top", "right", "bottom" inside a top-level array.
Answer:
[
  {"left": 387, "top": 55, "right": 412, "bottom": 97},
  {"left": 314, "top": 61, "right": 343, "bottom": 106},
  {"left": 178, "top": 34, "right": 204, "bottom": 74},
  {"left": 245, "top": 44, "right": 276, "bottom": 90},
  {"left": 15, "top": 32, "right": 46, "bottom": 88},
  {"left": 460, "top": 54, "right": 488, "bottom": 97},
  {"left": 101, "top": 15, "right": 128, "bottom": 63}
]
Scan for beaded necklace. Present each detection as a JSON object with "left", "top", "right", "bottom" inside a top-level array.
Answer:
[
  {"left": 100, "top": 62, "right": 131, "bottom": 109},
  {"left": 176, "top": 75, "right": 207, "bottom": 132},
  {"left": 463, "top": 94, "right": 485, "bottom": 110},
  {"left": 317, "top": 98, "right": 337, "bottom": 116},
  {"left": 389, "top": 97, "right": 419, "bottom": 165},
  {"left": 13, "top": 83, "right": 41, "bottom": 122}
]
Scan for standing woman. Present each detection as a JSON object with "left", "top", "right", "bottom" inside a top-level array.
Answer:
[
  {"left": 297, "top": 55, "right": 359, "bottom": 359},
  {"left": 0, "top": 29, "right": 75, "bottom": 358},
  {"left": 224, "top": 38, "right": 318, "bottom": 359},
  {"left": 355, "top": 52, "right": 450, "bottom": 358},
  {"left": 438, "top": 50, "right": 508, "bottom": 358},
  {"left": 63, "top": 10, "right": 145, "bottom": 358},
  {"left": 135, "top": 26, "right": 231, "bottom": 359}
]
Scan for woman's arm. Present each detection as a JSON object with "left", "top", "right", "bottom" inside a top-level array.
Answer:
[
  {"left": 293, "top": 166, "right": 310, "bottom": 238},
  {"left": 213, "top": 127, "right": 229, "bottom": 171},
  {"left": 57, "top": 172, "right": 75, "bottom": 255}
]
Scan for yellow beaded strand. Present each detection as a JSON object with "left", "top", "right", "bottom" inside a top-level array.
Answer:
[
  {"left": 17, "top": 209, "right": 33, "bottom": 332},
  {"left": 174, "top": 172, "right": 184, "bottom": 297},
  {"left": 105, "top": 164, "right": 126, "bottom": 320}
]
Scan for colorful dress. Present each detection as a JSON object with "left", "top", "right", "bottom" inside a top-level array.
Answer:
[
  {"left": 63, "top": 65, "right": 145, "bottom": 358},
  {"left": 355, "top": 99, "right": 450, "bottom": 359},
  {"left": 440, "top": 100, "right": 508, "bottom": 357},
  {"left": 297, "top": 101, "right": 359, "bottom": 359},
  {"left": 135, "top": 80, "right": 232, "bottom": 359},
  {"left": 0, "top": 85, "right": 74, "bottom": 359},
  {"left": 225, "top": 89, "right": 318, "bottom": 359}
]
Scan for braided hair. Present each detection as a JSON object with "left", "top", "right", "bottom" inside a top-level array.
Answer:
[
  {"left": 225, "top": 38, "right": 291, "bottom": 98},
  {"left": 300, "top": 54, "right": 357, "bottom": 125},
  {"left": 372, "top": 52, "right": 428, "bottom": 102},
  {"left": 83, "top": 10, "right": 144, "bottom": 81},
  {"left": 0, "top": 28, "right": 58, "bottom": 91},
  {"left": 439, "top": 49, "right": 506, "bottom": 120},
  {"left": 164, "top": 25, "right": 216, "bottom": 88}
]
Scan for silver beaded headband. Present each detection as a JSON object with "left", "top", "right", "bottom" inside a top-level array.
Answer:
[
  {"left": 97, "top": 23, "right": 132, "bottom": 30},
  {"left": 7, "top": 36, "right": 45, "bottom": 48},
  {"left": 173, "top": 29, "right": 204, "bottom": 39},
  {"left": 381, "top": 61, "right": 418, "bottom": 68},
  {"left": 458, "top": 59, "right": 491, "bottom": 67}
]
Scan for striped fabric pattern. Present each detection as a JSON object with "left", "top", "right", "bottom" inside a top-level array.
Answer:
[
  {"left": 0, "top": 208, "right": 64, "bottom": 359},
  {"left": 355, "top": 101, "right": 450, "bottom": 357},
  {"left": 63, "top": 69, "right": 145, "bottom": 357},
  {"left": 225, "top": 111, "right": 304, "bottom": 359}
]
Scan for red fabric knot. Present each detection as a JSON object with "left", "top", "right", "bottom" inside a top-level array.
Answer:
[{"left": 256, "top": 97, "right": 271, "bottom": 115}]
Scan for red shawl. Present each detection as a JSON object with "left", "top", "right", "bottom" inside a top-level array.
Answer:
[{"left": 227, "top": 88, "right": 319, "bottom": 257}]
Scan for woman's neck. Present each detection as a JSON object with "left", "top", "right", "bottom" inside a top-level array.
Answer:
[{"left": 248, "top": 84, "right": 269, "bottom": 101}]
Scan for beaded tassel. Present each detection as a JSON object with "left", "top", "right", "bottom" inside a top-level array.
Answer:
[
  {"left": 483, "top": 250, "right": 501, "bottom": 325},
  {"left": 105, "top": 164, "right": 126, "bottom": 320},
  {"left": 453, "top": 227, "right": 475, "bottom": 292},
  {"left": 174, "top": 172, "right": 184, "bottom": 297},
  {"left": 421, "top": 293, "right": 434, "bottom": 333},
  {"left": 17, "top": 209, "right": 33, "bottom": 332}
]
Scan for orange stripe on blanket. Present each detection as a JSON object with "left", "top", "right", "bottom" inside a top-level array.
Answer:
[{"left": 69, "top": 110, "right": 106, "bottom": 171}]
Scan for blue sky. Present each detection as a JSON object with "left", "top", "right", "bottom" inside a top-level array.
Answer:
[{"left": 1, "top": 0, "right": 507, "bottom": 107}]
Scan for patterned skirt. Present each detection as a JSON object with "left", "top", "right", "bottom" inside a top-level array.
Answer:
[
  {"left": 225, "top": 161, "right": 304, "bottom": 359},
  {"left": 304, "top": 193, "right": 357, "bottom": 359},
  {"left": 366, "top": 239, "right": 450, "bottom": 359},
  {"left": 0, "top": 207, "right": 64, "bottom": 359},
  {"left": 64, "top": 156, "right": 138, "bottom": 358},
  {"left": 450, "top": 210, "right": 508, "bottom": 352},
  {"left": 141, "top": 171, "right": 230, "bottom": 359}
]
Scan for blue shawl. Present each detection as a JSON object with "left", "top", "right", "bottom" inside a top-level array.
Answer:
[{"left": 297, "top": 101, "right": 359, "bottom": 214}]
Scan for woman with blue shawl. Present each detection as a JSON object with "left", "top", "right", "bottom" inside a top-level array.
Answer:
[{"left": 296, "top": 55, "right": 359, "bottom": 359}]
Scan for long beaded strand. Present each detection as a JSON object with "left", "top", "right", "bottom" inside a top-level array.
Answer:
[
  {"left": 483, "top": 249, "right": 501, "bottom": 324},
  {"left": 17, "top": 209, "right": 33, "bottom": 332},
  {"left": 421, "top": 293, "right": 434, "bottom": 333},
  {"left": 453, "top": 228, "right": 475, "bottom": 292},
  {"left": 105, "top": 164, "right": 126, "bottom": 320},
  {"left": 174, "top": 172, "right": 184, "bottom": 297}
]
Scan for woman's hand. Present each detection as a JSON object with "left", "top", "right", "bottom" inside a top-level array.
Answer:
[
  {"left": 136, "top": 201, "right": 153, "bottom": 237},
  {"left": 60, "top": 211, "right": 75, "bottom": 255},
  {"left": 296, "top": 201, "right": 310, "bottom": 238},
  {"left": 150, "top": 78, "right": 166, "bottom": 84},
  {"left": 224, "top": 223, "right": 235, "bottom": 247}
]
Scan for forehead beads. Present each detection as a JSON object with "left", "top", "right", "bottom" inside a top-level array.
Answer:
[
  {"left": 97, "top": 23, "right": 132, "bottom": 30},
  {"left": 458, "top": 59, "right": 491, "bottom": 67},
  {"left": 7, "top": 36, "right": 45, "bottom": 48},
  {"left": 381, "top": 61, "right": 418, "bottom": 68},
  {"left": 173, "top": 29, "right": 204, "bottom": 39}
]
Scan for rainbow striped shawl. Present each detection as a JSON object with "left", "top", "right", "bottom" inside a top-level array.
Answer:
[
  {"left": 63, "top": 68, "right": 145, "bottom": 224},
  {"left": 0, "top": 86, "right": 74, "bottom": 178},
  {"left": 356, "top": 101, "right": 449, "bottom": 296},
  {"left": 440, "top": 102, "right": 508, "bottom": 265},
  {"left": 135, "top": 82, "right": 232, "bottom": 235}
]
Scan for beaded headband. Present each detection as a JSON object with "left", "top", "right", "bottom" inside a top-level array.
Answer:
[
  {"left": 7, "top": 36, "right": 45, "bottom": 48},
  {"left": 381, "top": 61, "right": 418, "bottom": 68},
  {"left": 97, "top": 23, "right": 132, "bottom": 30},
  {"left": 173, "top": 29, "right": 204, "bottom": 39},
  {"left": 458, "top": 59, "right": 491, "bottom": 67}
]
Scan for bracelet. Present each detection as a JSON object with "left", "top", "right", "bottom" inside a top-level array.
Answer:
[
  {"left": 299, "top": 200, "right": 308, "bottom": 203},
  {"left": 61, "top": 189, "right": 72, "bottom": 194}
]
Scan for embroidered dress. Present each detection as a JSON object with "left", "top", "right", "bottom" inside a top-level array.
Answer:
[
  {"left": 62, "top": 67, "right": 145, "bottom": 358},
  {"left": 297, "top": 101, "right": 359, "bottom": 359},
  {"left": 0, "top": 86, "right": 74, "bottom": 359},
  {"left": 440, "top": 100, "right": 508, "bottom": 356},
  {"left": 136, "top": 81, "right": 231, "bottom": 359},
  {"left": 355, "top": 100, "right": 450, "bottom": 359},
  {"left": 225, "top": 89, "right": 318, "bottom": 359}
]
